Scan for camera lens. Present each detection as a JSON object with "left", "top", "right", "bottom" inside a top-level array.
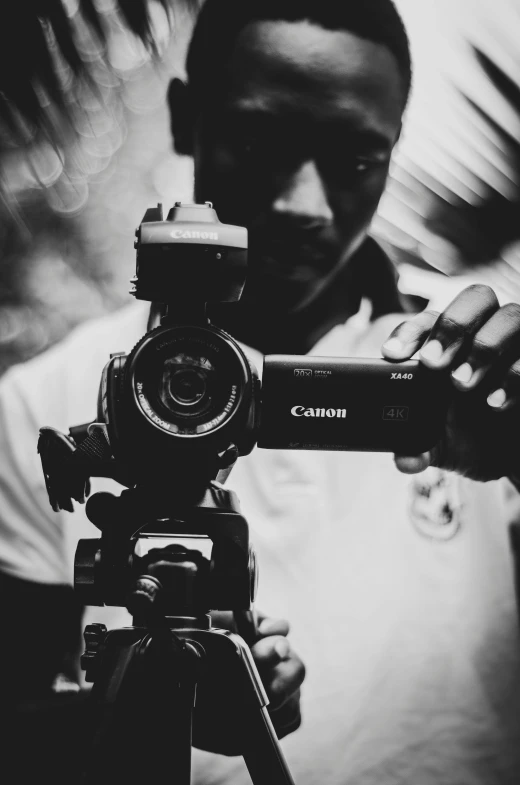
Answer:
[
  {"left": 129, "top": 325, "right": 252, "bottom": 438},
  {"left": 169, "top": 367, "right": 206, "bottom": 406},
  {"left": 159, "top": 353, "right": 216, "bottom": 418}
]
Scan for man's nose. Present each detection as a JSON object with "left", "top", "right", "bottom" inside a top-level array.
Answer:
[{"left": 272, "top": 159, "right": 333, "bottom": 229}]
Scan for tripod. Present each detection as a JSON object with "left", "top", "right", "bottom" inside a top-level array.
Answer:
[{"left": 75, "top": 480, "right": 297, "bottom": 785}]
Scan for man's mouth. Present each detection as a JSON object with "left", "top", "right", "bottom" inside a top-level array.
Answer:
[
  {"left": 255, "top": 257, "right": 320, "bottom": 283},
  {"left": 249, "top": 239, "right": 333, "bottom": 280}
]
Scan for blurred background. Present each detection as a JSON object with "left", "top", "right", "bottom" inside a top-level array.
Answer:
[{"left": 1, "top": 0, "right": 520, "bottom": 375}]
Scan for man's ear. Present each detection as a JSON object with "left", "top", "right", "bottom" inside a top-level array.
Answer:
[{"left": 167, "top": 78, "right": 195, "bottom": 156}]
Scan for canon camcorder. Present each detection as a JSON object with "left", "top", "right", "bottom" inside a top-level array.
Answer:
[{"left": 39, "top": 202, "right": 451, "bottom": 511}]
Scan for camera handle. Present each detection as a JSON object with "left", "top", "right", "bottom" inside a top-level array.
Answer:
[{"left": 77, "top": 485, "right": 296, "bottom": 785}]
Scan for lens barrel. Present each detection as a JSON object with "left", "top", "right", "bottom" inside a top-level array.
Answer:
[{"left": 108, "top": 324, "right": 258, "bottom": 473}]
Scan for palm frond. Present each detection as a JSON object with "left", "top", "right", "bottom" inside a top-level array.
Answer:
[
  {"left": 422, "top": 46, "right": 520, "bottom": 267},
  {"left": 0, "top": 0, "right": 197, "bottom": 146}
]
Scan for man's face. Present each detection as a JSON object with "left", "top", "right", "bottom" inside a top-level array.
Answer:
[{"left": 192, "top": 20, "right": 405, "bottom": 312}]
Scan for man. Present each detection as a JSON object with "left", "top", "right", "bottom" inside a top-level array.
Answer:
[{"left": 3, "top": 0, "right": 520, "bottom": 783}]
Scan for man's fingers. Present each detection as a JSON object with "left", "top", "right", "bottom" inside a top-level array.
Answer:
[
  {"left": 382, "top": 310, "right": 439, "bottom": 360},
  {"left": 382, "top": 285, "right": 520, "bottom": 408},
  {"left": 269, "top": 660, "right": 305, "bottom": 708},
  {"left": 394, "top": 452, "right": 432, "bottom": 474},
  {"left": 448, "top": 303, "right": 520, "bottom": 391},
  {"left": 257, "top": 616, "right": 290, "bottom": 638},
  {"left": 251, "top": 636, "right": 306, "bottom": 709},
  {"left": 252, "top": 635, "right": 306, "bottom": 706},
  {"left": 269, "top": 689, "right": 302, "bottom": 737},
  {"left": 418, "top": 285, "right": 500, "bottom": 370},
  {"left": 251, "top": 635, "right": 292, "bottom": 667},
  {"left": 210, "top": 611, "right": 291, "bottom": 645},
  {"left": 486, "top": 358, "right": 520, "bottom": 411},
  {"left": 382, "top": 285, "right": 501, "bottom": 367}
]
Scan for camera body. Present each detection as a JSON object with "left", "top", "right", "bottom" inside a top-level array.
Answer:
[
  {"left": 259, "top": 355, "right": 451, "bottom": 455},
  {"left": 95, "top": 201, "right": 451, "bottom": 482},
  {"left": 40, "top": 202, "right": 452, "bottom": 514}
]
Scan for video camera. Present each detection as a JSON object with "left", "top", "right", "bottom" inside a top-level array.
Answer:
[{"left": 40, "top": 201, "right": 451, "bottom": 514}]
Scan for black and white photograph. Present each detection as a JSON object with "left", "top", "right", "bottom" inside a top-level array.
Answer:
[{"left": 4, "top": 1, "right": 520, "bottom": 783}]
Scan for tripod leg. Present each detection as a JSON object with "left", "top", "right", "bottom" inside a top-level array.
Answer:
[
  {"left": 82, "top": 627, "right": 199, "bottom": 785},
  {"left": 82, "top": 625, "right": 297, "bottom": 785},
  {"left": 184, "top": 629, "right": 296, "bottom": 785}
]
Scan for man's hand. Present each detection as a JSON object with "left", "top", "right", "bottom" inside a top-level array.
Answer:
[
  {"left": 211, "top": 610, "right": 305, "bottom": 738},
  {"left": 191, "top": 610, "right": 305, "bottom": 756},
  {"left": 249, "top": 614, "right": 304, "bottom": 737},
  {"left": 381, "top": 284, "right": 520, "bottom": 484}
]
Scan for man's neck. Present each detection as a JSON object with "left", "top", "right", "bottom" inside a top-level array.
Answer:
[
  {"left": 211, "top": 238, "right": 404, "bottom": 354},
  {"left": 209, "top": 278, "right": 359, "bottom": 354}
]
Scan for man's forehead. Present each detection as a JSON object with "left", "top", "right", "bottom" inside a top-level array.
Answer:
[
  {"left": 217, "top": 105, "right": 395, "bottom": 156},
  {"left": 220, "top": 19, "right": 404, "bottom": 133}
]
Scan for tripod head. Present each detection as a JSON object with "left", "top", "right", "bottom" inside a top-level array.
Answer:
[{"left": 74, "top": 480, "right": 257, "bottom": 621}]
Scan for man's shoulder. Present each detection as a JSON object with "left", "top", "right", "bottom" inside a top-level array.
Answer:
[
  {"left": 3, "top": 301, "right": 149, "bottom": 387},
  {"left": 0, "top": 301, "right": 150, "bottom": 427},
  {"left": 45, "top": 299, "right": 149, "bottom": 361}
]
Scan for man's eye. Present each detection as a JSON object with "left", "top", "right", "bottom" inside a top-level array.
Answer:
[
  {"left": 234, "top": 135, "right": 291, "bottom": 166},
  {"left": 328, "top": 156, "right": 386, "bottom": 179},
  {"left": 354, "top": 156, "right": 385, "bottom": 173},
  {"left": 355, "top": 159, "right": 372, "bottom": 173}
]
